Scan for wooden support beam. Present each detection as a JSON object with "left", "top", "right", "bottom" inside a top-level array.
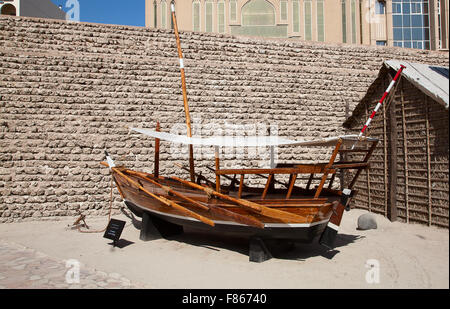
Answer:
[
  {"left": 214, "top": 146, "right": 220, "bottom": 193},
  {"left": 327, "top": 173, "right": 336, "bottom": 189},
  {"left": 171, "top": 176, "right": 308, "bottom": 223},
  {"left": 154, "top": 121, "right": 160, "bottom": 178},
  {"left": 400, "top": 86, "right": 409, "bottom": 223},
  {"left": 262, "top": 174, "right": 273, "bottom": 200},
  {"left": 113, "top": 168, "right": 215, "bottom": 227},
  {"left": 238, "top": 174, "right": 245, "bottom": 198},
  {"left": 387, "top": 86, "right": 398, "bottom": 222},
  {"left": 286, "top": 174, "right": 297, "bottom": 199},
  {"left": 306, "top": 173, "right": 314, "bottom": 190},
  {"left": 425, "top": 95, "right": 432, "bottom": 226},
  {"left": 314, "top": 139, "right": 342, "bottom": 198},
  {"left": 348, "top": 141, "right": 378, "bottom": 189}
]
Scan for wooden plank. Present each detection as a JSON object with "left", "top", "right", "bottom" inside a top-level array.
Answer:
[
  {"left": 154, "top": 121, "right": 160, "bottom": 179},
  {"left": 238, "top": 174, "right": 245, "bottom": 199},
  {"left": 306, "top": 173, "right": 314, "bottom": 190},
  {"left": 261, "top": 174, "right": 273, "bottom": 200},
  {"left": 400, "top": 86, "right": 409, "bottom": 223},
  {"left": 286, "top": 174, "right": 297, "bottom": 199},
  {"left": 125, "top": 170, "right": 265, "bottom": 228},
  {"left": 425, "top": 95, "right": 432, "bottom": 227},
  {"left": 349, "top": 141, "right": 378, "bottom": 189},
  {"left": 383, "top": 95, "right": 388, "bottom": 218},
  {"left": 314, "top": 139, "right": 342, "bottom": 198},
  {"left": 171, "top": 177, "right": 310, "bottom": 223},
  {"left": 215, "top": 146, "right": 220, "bottom": 193},
  {"left": 216, "top": 167, "right": 336, "bottom": 175},
  {"left": 114, "top": 169, "right": 215, "bottom": 226},
  {"left": 387, "top": 80, "right": 398, "bottom": 222}
]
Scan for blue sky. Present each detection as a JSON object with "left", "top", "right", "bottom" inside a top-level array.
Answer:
[{"left": 52, "top": 0, "right": 145, "bottom": 27}]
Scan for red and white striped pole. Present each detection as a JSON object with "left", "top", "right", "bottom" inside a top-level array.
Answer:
[
  {"left": 352, "top": 65, "right": 406, "bottom": 149},
  {"left": 320, "top": 65, "right": 406, "bottom": 249}
]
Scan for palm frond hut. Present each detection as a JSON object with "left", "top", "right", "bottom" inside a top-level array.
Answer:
[{"left": 344, "top": 60, "right": 449, "bottom": 228}]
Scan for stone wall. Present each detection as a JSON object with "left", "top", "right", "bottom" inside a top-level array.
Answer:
[{"left": 0, "top": 15, "right": 448, "bottom": 222}]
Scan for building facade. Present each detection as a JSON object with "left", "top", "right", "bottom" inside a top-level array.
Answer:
[
  {"left": 145, "top": 0, "right": 449, "bottom": 50},
  {"left": 0, "top": 0, "right": 66, "bottom": 20}
]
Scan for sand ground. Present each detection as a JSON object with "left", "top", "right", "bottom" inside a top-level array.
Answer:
[{"left": 0, "top": 208, "right": 448, "bottom": 289}]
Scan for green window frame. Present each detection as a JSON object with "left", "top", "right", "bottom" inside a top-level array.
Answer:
[
  {"left": 230, "top": 0, "right": 237, "bottom": 22},
  {"left": 205, "top": 0, "right": 213, "bottom": 32},
  {"left": 161, "top": 0, "right": 167, "bottom": 29},
  {"left": 192, "top": 1, "right": 200, "bottom": 32},
  {"left": 218, "top": 1, "right": 225, "bottom": 33},
  {"left": 317, "top": 0, "right": 325, "bottom": 41},
  {"left": 341, "top": 0, "right": 347, "bottom": 43},
  {"left": 351, "top": 0, "right": 357, "bottom": 43},
  {"left": 304, "top": 0, "right": 312, "bottom": 40},
  {"left": 293, "top": 0, "right": 300, "bottom": 33},
  {"left": 280, "top": 0, "right": 288, "bottom": 21}
]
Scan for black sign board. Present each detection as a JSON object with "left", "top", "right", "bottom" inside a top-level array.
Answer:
[{"left": 103, "top": 219, "right": 126, "bottom": 246}]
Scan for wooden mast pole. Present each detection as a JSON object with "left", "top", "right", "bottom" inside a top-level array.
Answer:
[{"left": 171, "top": 1, "right": 196, "bottom": 182}]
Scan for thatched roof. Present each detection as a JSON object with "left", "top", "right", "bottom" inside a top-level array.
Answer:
[{"left": 344, "top": 60, "right": 449, "bottom": 129}]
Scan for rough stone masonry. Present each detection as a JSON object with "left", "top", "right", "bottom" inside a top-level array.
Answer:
[{"left": 0, "top": 15, "right": 448, "bottom": 222}]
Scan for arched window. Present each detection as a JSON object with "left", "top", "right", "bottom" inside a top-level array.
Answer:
[
  {"left": 161, "top": 0, "right": 167, "bottom": 29},
  {"left": 351, "top": 0, "right": 357, "bottom": 43},
  {"left": 230, "top": 0, "right": 237, "bottom": 22},
  {"left": 317, "top": 0, "right": 325, "bottom": 41},
  {"left": 304, "top": 0, "right": 312, "bottom": 40},
  {"left": 192, "top": 0, "right": 201, "bottom": 32},
  {"left": 205, "top": 0, "right": 213, "bottom": 32},
  {"left": 341, "top": 0, "right": 347, "bottom": 43},
  {"left": 241, "top": 0, "right": 275, "bottom": 26},
  {"left": 292, "top": 0, "right": 300, "bottom": 33},
  {"left": 153, "top": 0, "right": 158, "bottom": 28},
  {"left": 217, "top": 0, "right": 225, "bottom": 33},
  {"left": 1, "top": 4, "right": 17, "bottom": 16},
  {"left": 280, "top": 0, "right": 288, "bottom": 22}
]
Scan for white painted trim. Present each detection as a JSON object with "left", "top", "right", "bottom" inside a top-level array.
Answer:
[{"left": 327, "top": 222, "right": 339, "bottom": 231}]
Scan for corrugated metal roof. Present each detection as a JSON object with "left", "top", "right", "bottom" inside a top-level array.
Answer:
[{"left": 385, "top": 60, "right": 449, "bottom": 109}]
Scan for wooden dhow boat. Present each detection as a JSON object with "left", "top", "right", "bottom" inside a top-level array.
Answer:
[
  {"left": 102, "top": 132, "right": 378, "bottom": 249},
  {"left": 100, "top": 4, "right": 404, "bottom": 261}
]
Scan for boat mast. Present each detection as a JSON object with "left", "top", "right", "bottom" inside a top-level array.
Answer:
[{"left": 171, "top": 1, "right": 196, "bottom": 182}]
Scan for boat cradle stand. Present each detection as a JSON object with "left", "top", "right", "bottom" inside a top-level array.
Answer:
[
  {"left": 139, "top": 212, "right": 273, "bottom": 262},
  {"left": 140, "top": 212, "right": 184, "bottom": 241}
]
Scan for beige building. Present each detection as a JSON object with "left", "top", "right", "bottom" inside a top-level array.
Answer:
[{"left": 145, "top": 0, "right": 448, "bottom": 50}]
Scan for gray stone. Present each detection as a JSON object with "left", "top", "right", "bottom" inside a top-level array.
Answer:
[{"left": 357, "top": 213, "right": 377, "bottom": 230}]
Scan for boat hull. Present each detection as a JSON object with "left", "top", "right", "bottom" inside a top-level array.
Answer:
[
  {"left": 123, "top": 199, "right": 328, "bottom": 242},
  {"left": 113, "top": 169, "right": 335, "bottom": 243}
]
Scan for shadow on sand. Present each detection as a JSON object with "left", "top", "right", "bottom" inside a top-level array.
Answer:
[{"left": 120, "top": 207, "right": 364, "bottom": 261}]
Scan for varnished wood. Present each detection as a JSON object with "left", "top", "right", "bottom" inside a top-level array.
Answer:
[
  {"left": 113, "top": 168, "right": 215, "bottom": 226},
  {"left": 327, "top": 173, "right": 336, "bottom": 189},
  {"left": 261, "top": 174, "right": 273, "bottom": 200},
  {"left": 171, "top": 176, "right": 310, "bottom": 223},
  {"left": 126, "top": 170, "right": 264, "bottom": 228},
  {"left": 314, "top": 139, "right": 342, "bottom": 198},
  {"left": 238, "top": 174, "right": 245, "bottom": 198},
  {"left": 214, "top": 146, "right": 221, "bottom": 193},
  {"left": 154, "top": 122, "right": 160, "bottom": 178},
  {"left": 286, "top": 174, "right": 297, "bottom": 199},
  {"left": 306, "top": 173, "right": 314, "bottom": 190},
  {"left": 171, "top": 7, "right": 195, "bottom": 182},
  {"left": 216, "top": 165, "right": 335, "bottom": 176}
]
